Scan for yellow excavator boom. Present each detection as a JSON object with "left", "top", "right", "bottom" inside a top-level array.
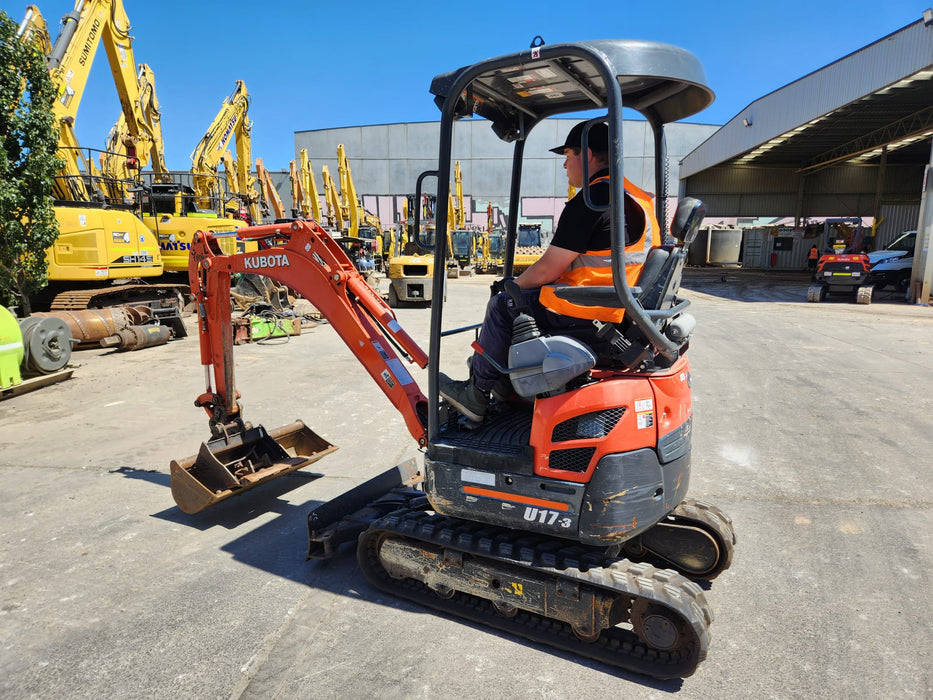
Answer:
[
  {"left": 189, "top": 80, "right": 260, "bottom": 222},
  {"left": 101, "top": 63, "right": 167, "bottom": 187},
  {"left": 299, "top": 149, "right": 323, "bottom": 223},
  {"left": 321, "top": 165, "right": 342, "bottom": 230},
  {"left": 288, "top": 160, "right": 306, "bottom": 218},
  {"left": 16, "top": 5, "right": 52, "bottom": 55},
  {"left": 256, "top": 158, "right": 286, "bottom": 221}
]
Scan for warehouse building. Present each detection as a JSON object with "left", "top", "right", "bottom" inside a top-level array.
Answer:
[
  {"left": 294, "top": 119, "right": 719, "bottom": 235},
  {"left": 680, "top": 10, "right": 932, "bottom": 297},
  {"left": 292, "top": 11, "right": 932, "bottom": 299}
]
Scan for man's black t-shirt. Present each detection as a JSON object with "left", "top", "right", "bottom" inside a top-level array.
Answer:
[{"left": 550, "top": 169, "right": 646, "bottom": 253}]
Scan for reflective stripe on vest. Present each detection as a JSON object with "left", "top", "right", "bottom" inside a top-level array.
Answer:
[{"left": 539, "top": 176, "right": 661, "bottom": 323}]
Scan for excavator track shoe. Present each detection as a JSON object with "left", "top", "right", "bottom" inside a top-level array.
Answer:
[
  {"left": 170, "top": 420, "right": 337, "bottom": 513},
  {"left": 356, "top": 508, "right": 714, "bottom": 679}
]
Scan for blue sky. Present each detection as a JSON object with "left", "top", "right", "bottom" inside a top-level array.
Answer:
[{"left": 4, "top": 0, "right": 924, "bottom": 170}]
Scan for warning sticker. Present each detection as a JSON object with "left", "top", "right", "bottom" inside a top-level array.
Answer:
[
  {"left": 381, "top": 369, "right": 395, "bottom": 388},
  {"left": 634, "top": 398, "right": 653, "bottom": 412},
  {"left": 637, "top": 411, "right": 654, "bottom": 429},
  {"left": 517, "top": 86, "right": 557, "bottom": 97}
]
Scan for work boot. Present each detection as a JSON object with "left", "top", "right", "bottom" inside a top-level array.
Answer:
[
  {"left": 490, "top": 374, "right": 517, "bottom": 403},
  {"left": 439, "top": 373, "right": 489, "bottom": 422}
]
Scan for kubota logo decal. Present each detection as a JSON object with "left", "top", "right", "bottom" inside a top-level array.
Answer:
[{"left": 244, "top": 254, "right": 291, "bottom": 270}]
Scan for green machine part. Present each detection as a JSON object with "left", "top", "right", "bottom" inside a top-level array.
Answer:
[{"left": 0, "top": 307, "right": 25, "bottom": 389}]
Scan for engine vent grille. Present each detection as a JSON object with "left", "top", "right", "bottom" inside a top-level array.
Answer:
[
  {"left": 548, "top": 447, "right": 596, "bottom": 473},
  {"left": 551, "top": 407, "right": 625, "bottom": 442}
]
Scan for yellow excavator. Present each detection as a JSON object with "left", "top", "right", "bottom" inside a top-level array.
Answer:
[
  {"left": 255, "top": 158, "right": 286, "bottom": 222},
  {"left": 320, "top": 164, "right": 342, "bottom": 231},
  {"left": 99, "top": 70, "right": 252, "bottom": 274},
  {"left": 17, "top": 0, "right": 182, "bottom": 309},
  {"left": 448, "top": 161, "right": 477, "bottom": 275},
  {"left": 336, "top": 144, "right": 386, "bottom": 270},
  {"left": 138, "top": 79, "right": 264, "bottom": 273},
  {"left": 189, "top": 81, "right": 261, "bottom": 221},
  {"left": 297, "top": 149, "right": 323, "bottom": 222},
  {"left": 475, "top": 202, "right": 505, "bottom": 274}
]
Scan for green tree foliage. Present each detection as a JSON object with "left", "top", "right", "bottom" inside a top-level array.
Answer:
[{"left": 0, "top": 10, "right": 61, "bottom": 316}]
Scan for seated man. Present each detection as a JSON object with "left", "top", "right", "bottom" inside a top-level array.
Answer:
[{"left": 439, "top": 120, "right": 662, "bottom": 422}]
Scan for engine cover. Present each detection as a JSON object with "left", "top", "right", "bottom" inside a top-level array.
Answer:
[{"left": 424, "top": 445, "right": 690, "bottom": 546}]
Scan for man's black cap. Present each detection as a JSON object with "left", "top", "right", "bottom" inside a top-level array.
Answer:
[{"left": 549, "top": 121, "right": 609, "bottom": 155}]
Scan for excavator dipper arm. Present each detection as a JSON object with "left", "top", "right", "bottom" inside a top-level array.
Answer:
[
  {"left": 170, "top": 218, "right": 429, "bottom": 514},
  {"left": 189, "top": 218, "right": 429, "bottom": 444}
]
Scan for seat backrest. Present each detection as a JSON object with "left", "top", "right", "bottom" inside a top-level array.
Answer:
[
  {"left": 638, "top": 245, "right": 687, "bottom": 311},
  {"left": 634, "top": 247, "right": 670, "bottom": 307}
]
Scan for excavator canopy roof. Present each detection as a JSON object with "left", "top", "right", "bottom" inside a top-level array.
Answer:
[{"left": 430, "top": 39, "right": 713, "bottom": 139}]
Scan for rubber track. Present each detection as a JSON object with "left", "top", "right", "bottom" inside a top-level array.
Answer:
[
  {"left": 357, "top": 508, "right": 714, "bottom": 679},
  {"left": 50, "top": 284, "right": 188, "bottom": 310}
]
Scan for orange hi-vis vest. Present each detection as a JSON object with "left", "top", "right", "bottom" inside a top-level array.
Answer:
[{"left": 539, "top": 176, "right": 661, "bottom": 323}]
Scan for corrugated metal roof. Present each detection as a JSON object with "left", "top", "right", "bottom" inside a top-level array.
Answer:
[{"left": 681, "top": 14, "right": 933, "bottom": 178}]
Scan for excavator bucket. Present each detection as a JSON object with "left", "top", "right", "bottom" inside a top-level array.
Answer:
[{"left": 170, "top": 420, "right": 337, "bottom": 514}]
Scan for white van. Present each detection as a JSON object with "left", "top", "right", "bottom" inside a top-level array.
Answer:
[{"left": 868, "top": 230, "right": 916, "bottom": 293}]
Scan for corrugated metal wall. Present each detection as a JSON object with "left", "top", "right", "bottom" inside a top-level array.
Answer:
[
  {"left": 740, "top": 228, "right": 815, "bottom": 270},
  {"left": 876, "top": 203, "right": 921, "bottom": 246},
  {"left": 684, "top": 163, "right": 923, "bottom": 219}
]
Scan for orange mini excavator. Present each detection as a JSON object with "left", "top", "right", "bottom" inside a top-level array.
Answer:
[{"left": 170, "top": 38, "right": 735, "bottom": 679}]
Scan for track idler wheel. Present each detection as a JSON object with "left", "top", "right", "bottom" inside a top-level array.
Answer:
[
  {"left": 626, "top": 500, "right": 736, "bottom": 580},
  {"left": 630, "top": 599, "right": 692, "bottom": 653}
]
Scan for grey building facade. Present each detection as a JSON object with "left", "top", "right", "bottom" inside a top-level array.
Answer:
[{"left": 294, "top": 119, "right": 719, "bottom": 234}]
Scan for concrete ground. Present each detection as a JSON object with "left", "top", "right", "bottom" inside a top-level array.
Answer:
[{"left": 1, "top": 269, "right": 931, "bottom": 699}]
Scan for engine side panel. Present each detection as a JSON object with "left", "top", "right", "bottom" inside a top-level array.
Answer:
[
  {"left": 424, "top": 459, "right": 585, "bottom": 537},
  {"left": 578, "top": 448, "right": 690, "bottom": 546},
  {"left": 530, "top": 375, "right": 657, "bottom": 483}
]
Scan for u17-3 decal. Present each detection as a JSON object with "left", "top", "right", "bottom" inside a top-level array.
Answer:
[{"left": 523, "top": 507, "right": 572, "bottom": 528}]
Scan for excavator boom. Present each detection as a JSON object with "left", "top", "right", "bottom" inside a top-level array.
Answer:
[
  {"left": 255, "top": 158, "right": 285, "bottom": 222},
  {"left": 171, "top": 219, "right": 429, "bottom": 513},
  {"left": 190, "top": 80, "right": 260, "bottom": 222},
  {"left": 299, "top": 149, "right": 323, "bottom": 222},
  {"left": 101, "top": 62, "right": 166, "bottom": 184}
]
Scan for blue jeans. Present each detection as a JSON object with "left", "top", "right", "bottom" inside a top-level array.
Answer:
[{"left": 471, "top": 289, "right": 601, "bottom": 392}]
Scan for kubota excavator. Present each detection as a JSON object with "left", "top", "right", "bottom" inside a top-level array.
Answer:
[{"left": 170, "top": 39, "right": 735, "bottom": 679}]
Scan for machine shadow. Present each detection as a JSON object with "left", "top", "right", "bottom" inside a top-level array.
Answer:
[
  {"left": 208, "top": 492, "right": 685, "bottom": 692},
  {"left": 112, "top": 463, "right": 701, "bottom": 688},
  {"left": 111, "top": 466, "right": 325, "bottom": 531}
]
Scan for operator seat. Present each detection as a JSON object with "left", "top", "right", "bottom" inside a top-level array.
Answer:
[{"left": 540, "top": 198, "right": 705, "bottom": 372}]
